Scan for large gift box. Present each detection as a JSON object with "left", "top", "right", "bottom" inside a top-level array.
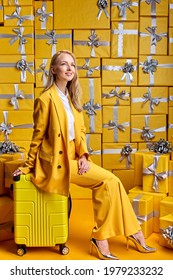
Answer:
[
  {"left": 111, "top": 0, "right": 139, "bottom": 21},
  {"left": 5, "top": 158, "right": 25, "bottom": 188},
  {"left": 168, "top": 107, "right": 173, "bottom": 143},
  {"left": 35, "top": 1, "right": 53, "bottom": 30},
  {"left": 159, "top": 214, "right": 173, "bottom": 249},
  {"left": 102, "top": 58, "right": 138, "bottom": 86},
  {"left": 73, "top": 30, "right": 110, "bottom": 58},
  {"left": 35, "top": 29, "right": 72, "bottom": 58},
  {"left": 102, "top": 86, "right": 130, "bottom": 106},
  {"left": 0, "top": 195, "right": 13, "bottom": 224},
  {"left": 0, "top": 54, "right": 35, "bottom": 83},
  {"left": 131, "top": 114, "right": 167, "bottom": 142},
  {"left": 35, "top": 58, "right": 51, "bottom": 88},
  {"left": 169, "top": 28, "right": 173, "bottom": 55},
  {"left": 76, "top": 58, "right": 100, "bottom": 78},
  {"left": 102, "top": 105, "right": 130, "bottom": 142},
  {"left": 0, "top": 84, "right": 34, "bottom": 111},
  {"left": 129, "top": 185, "right": 167, "bottom": 232},
  {"left": 102, "top": 142, "right": 137, "bottom": 170},
  {"left": 139, "top": 17, "right": 168, "bottom": 55},
  {"left": 0, "top": 221, "right": 14, "bottom": 242},
  {"left": 4, "top": 5, "right": 34, "bottom": 26},
  {"left": 138, "top": 55, "right": 173, "bottom": 86},
  {"left": 0, "top": 26, "right": 34, "bottom": 55},
  {"left": 168, "top": 160, "right": 173, "bottom": 197},
  {"left": 160, "top": 196, "right": 173, "bottom": 217},
  {"left": 111, "top": 21, "right": 138, "bottom": 58},
  {"left": 140, "top": 0, "right": 168, "bottom": 16},
  {"left": 86, "top": 133, "right": 101, "bottom": 166},
  {"left": 170, "top": 1, "right": 173, "bottom": 27},
  {"left": 131, "top": 87, "right": 168, "bottom": 115},
  {"left": 80, "top": 78, "right": 102, "bottom": 134},
  {"left": 54, "top": 0, "right": 110, "bottom": 30},
  {"left": 142, "top": 153, "right": 169, "bottom": 194},
  {"left": 128, "top": 192, "right": 154, "bottom": 238},
  {"left": 113, "top": 169, "right": 134, "bottom": 193}
]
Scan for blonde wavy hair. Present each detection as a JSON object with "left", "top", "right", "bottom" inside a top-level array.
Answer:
[{"left": 42, "top": 50, "right": 83, "bottom": 112}]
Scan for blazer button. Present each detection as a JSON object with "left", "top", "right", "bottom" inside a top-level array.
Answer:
[
  {"left": 59, "top": 151, "right": 63, "bottom": 154},
  {"left": 57, "top": 165, "right": 61, "bottom": 169},
  {"left": 58, "top": 133, "right": 61, "bottom": 137}
]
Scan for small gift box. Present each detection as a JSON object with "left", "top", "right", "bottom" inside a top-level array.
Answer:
[
  {"left": 142, "top": 153, "right": 169, "bottom": 194},
  {"left": 102, "top": 86, "right": 130, "bottom": 106},
  {"left": 131, "top": 114, "right": 167, "bottom": 142},
  {"left": 102, "top": 58, "right": 138, "bottom": 86},
  {"left": 131, "top": 86, "right": 168, "bottom": 115},
  {"left": 169, "top": 28, "right": 173, "bottom": 55},
  {"left": 5, "top": 158, "right": 25, "bottom": 188},
  {"left": 76, "top": 58, "right": 100, "bottom": 78},
  {"left": 0, "top": 195, "right": 13, "bottom": 224},
  {"left": 159, "top": 214, "right": 173, "bottom": 249},
  {"left": 35, "top": 58, "right": 51, "bottom": 87},
  {"left": 138, "top": 55, "right": 173, "bottom": 86},
  {"left": 102, "top": 142, "right": 137, "bottom": 170},
  {"left": 4, "top": 5, "right": 34, "bottom": 27},
  {"left": 35, "top": 1, "right": 53, "bottom": 30},
  {"left": 0, "top": 26, "right": 34, "bottom": 55},
  {"left": 168, "top": 160, "right": 173, "bottom": 197},
  {"left": 140, "top": 0, "right": 168, "bottom": 16},
  {"left": 35, "top": 29, "right": 72, "bottom": 58},
  {"left": 111, "top": 0, "right": 139, "bottom": 21},
  {"left": 169, "top": 1, "right": 173, "bottom": 27},
  {"left": 54, "top": 0, "right": 110, "bottom": 30},
  {"left": 111, "top": 21, "right": 138, "bottom": 58},
  {"left": 73, "top": 29, "right": 110, "bottom": 58},
  {"left": 86, "top": 133, "right": 101, "bottom": 166},
  {"left": 80, "top": 78, "right": 102, "bottom": 133},
  {"left": 0, "top": 221, "right": 14, "bottom": 242},
  {"left": 160, "top": 196, "right": 173, "bottom": 217},
  {"left": 128, "top": 192, "right": 154, "bottom": 238},
  {"left": 0, "top": 54, "right": 35, "bottom": 83},
  {"left": 102, "top": 105, "right": 130, "bottom": 142},
  {"left": 0, "top": 83, "right": 34, "bottom": 111},
  {"left": 112, "top": 169, "right": 134, "bottom": 193},
  {"left": 168, "top": 107, "right": 173, "bottom": 142}
]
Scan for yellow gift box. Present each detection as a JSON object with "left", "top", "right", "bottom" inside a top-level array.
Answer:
[
  {"left": 54, "top": 0, "right": 110, "bottom": 30},
  {"left": 159, "top": 214, "right": 173, "bottom": 249},
  {"left": 0, "top": 158, "right": 7, "bottom": 195},
  {"left": 4, "top": 5, "right": 34, "bottom": 27},
  {"left": 129, "top": 186, "right": 167, "bottom": 233},
  {"left": 0, "top": 26, "right": 34, "bottom": 55},
  {"left": 131, "top": 87, "right": 168, "bottom": 115},
  {"left": 143, "top": 153, "right": 169, "bottom": 194},
  {"left": 0, "top": 195, "right": 13, "bottom": 224},
  {"left": 169, "top": 88, "right": 173, "bottom": 107},
  {"left": 86, "top": 133, "right": 101, "bottom": 167},
  {"left": 128, "top": 192, "right": 154, "bottom": 238},
  {"left": 131, "top": 114, "right": 167, "bottom": 142},
  {"left": 0, "top": 3, "right": 3, "bottom": 24},
  {"left": 111, "top": 0, "right": 139, "bottom": 21},
  {"left": 3, "top": 0, "right": 34, "bottom": 5},
  {"left": 73, "top": 29, "right": 110, "bottom": 58},
  {"left": 102, "top": 86, "right": 130, "bottom": 106},
  {"left": 0, "top": 221, "right": 14, "bottom": 242},
  {"left": 80, "top": 78, "right": 102, "bottom": 134},
  {"left": 111, "top": 21, "right": 138, "bottom": 58},
  {"left": 102, "top": 58, "right": 138, "bottom": 86},
  {"left": 138, "top": 55, "right": 173, "bottom": 86},
  {"left": 168, "top": 161, "right": 173, "bottom": 197},
  {"left": 35, "top": 58, "right": 51, "bottom": 87},
  {"left": 102, "top": 142, "right": 137, "bottom": 170},
  {"left": 0, "top": 54, "right": 35, "bottom": 83},
  {"left": 168, "top": 107, "right": 173, "bottom": 143},
  {"left": 34, "top": 87, "right": 43, "bottom": 99},
  {"left": 113, "top": 169, "right": 134, "bottom": 193},
  {"left": 0, "top": 111, "right": 33, "bottom": 141},
  {"left": 169, "top": 1, "right": 173, "bottom": 27},
  {"left": 76, "top": 58, "right": 100, "bottom": 78},
  {"left": 5, "top": 158, "right": 25, "bottom": 188},
  {"left": 35, "top": 29, "right": 72, "bottom": 58},
  {"left": 0, "top": 84, "right": 34, "bottom": 111},
  {"left": 140, "top": 0, "right": 168, "bottom": 16},
  {"left": 35, "top": 1, "right": 53, "bottom": 30},
  {"left": 102, "top": 105, "right": 130, "bottom": 142},
  {"left": 160, "top": 196, "right": 173, "bottom": 217},
  {"left": 169, "top": 28, "right": 173, "bottom": 55},
  {"left": 139, "top": 17, "right": 168, "bottom": 55},
  {"left": 0, "top": 151, "right": 27, "bottom": 161}
]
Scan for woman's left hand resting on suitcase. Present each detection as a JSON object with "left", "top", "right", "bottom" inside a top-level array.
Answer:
[{"left": 13, "top": 169, "right": 23, "bottom": 177}]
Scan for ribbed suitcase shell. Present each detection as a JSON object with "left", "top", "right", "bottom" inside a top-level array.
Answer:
[{"left": 13, "top": 174, "right": 68, "bottom": 248}]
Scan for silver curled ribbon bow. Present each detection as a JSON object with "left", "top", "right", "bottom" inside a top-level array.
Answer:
[
  {"left": 0, "top": 140, "right": 21, "bottom": 154},
  {"left": 117, "top": 0, "right": 134, "bottom": 17},
  {"left": 149, "top": 138, "right": 171, "bottom": 154},
  {"left": 119, "top": 144, "right": 133, "bottom": 169},
  {"left": 142, "top": 87, "right": 161, "bottom": 113},
  {"left": 142, "top": 58, "right": 158, "bottom": 74},
  {"left": 161, "top": 226, "right": 173, "bottom": 247},
  {"left": 16, "top": 58, "right": 34, "bottom": 82},
  {"left": 83, "top": 100, "right": 101, "bottom": 115},
  {"left": 36, "top": 6, "right": 53, "bottom": 23},
  {"left": 102, "top": 87, "right": 129, "bottom": 105},
  {"left": 0, "top": 111, "right": 13, "bottom": 141},
  {"left": 87, "top": 30, "right": 100, "bottom": 57},
  {"left": 143, "top": 155, "right": 167, "bottom": 192},
  {"left": 145, "top": 26, "right": 164, "bottom": 46},
  {"left": 10, "top": 86, "right": 24, "bottom": 110},
  {"left": 97, "top": 0, "right": 110, "bottom": 19},
  {"left": 121, "top": 62, "right": 135, "bottom": 82}
]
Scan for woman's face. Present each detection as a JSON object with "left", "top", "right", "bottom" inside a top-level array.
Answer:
[{"left": 52, "top": 52, "right": 76, "bottom": 83}]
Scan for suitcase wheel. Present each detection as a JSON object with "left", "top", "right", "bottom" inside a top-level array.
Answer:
[
  {"left": 59, "top": 244, "right": 69, "bottom": 255},
  {"left": 17, "top": 246, "right": 27, "bottom": 256}
]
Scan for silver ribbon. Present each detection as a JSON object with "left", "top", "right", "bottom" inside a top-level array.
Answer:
[
  {"left": 132, "top": 194, "right": 154, "bottom": 225},
  {"left": 111, "top": 0, "right": 138, "bottom": 20},
  {"left": 4, "top": 6, "right": 34, "bottom": 26},
  {"left": 142, "top": 0, "right": 161, "bottom": 15},
  {"left": 86, "top": 134, "right": 101, "bottom": 156},
  {"left": 97, "top": 0, "right": 110, "bottom": 19},
  {"left": 77, "top": 58, "right": 100, "bottom": 77},
  {"left": 7, "top": 0, "right": 19, "bottom": 5},
  {"left": 169, "top": 95, "right": 173, "bottom": 102},
  {"left": 102, "top": 86, "right": 130, "bottom": 105},
  {"left": 161, "top": 226, "right": 173, "bottom": 247},
  {"left": 36, "top": 59, "right": 49, "bottom": 86},
  {"left": 119, "top": 144, "right": 133, "bottom": 169},
  {"left": 143, "top": 155, "right": 168, "bottom": 192},
  {"left": 35, "top": 2, "right": 53, "bottom": 30}
]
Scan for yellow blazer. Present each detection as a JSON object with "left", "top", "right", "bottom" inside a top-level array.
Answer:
[{"left": 20, "top": 84, "right": 89, "bottom": 195}]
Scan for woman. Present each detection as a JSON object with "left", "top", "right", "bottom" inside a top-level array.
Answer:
[{"left": 13, "top": 50, "right": 156, "bottom": 260}]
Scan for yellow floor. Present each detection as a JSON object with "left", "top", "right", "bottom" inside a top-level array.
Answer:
[{"left": 0, "top": 199, "right": 172, "bottom": 260}]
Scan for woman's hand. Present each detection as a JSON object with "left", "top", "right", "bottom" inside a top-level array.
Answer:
[
  {"left": 78, "top": 154, "right": 90, "bottom": 175},
  {"left": 13, "top": 169, "right": 23, "bottom": 177}
]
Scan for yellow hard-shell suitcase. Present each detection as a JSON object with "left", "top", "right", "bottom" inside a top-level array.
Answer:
[{"left": 13, "top": 174, "right": 71, "bottom": 256}]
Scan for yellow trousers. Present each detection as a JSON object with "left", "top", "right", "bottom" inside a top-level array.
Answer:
[{"left": 69, "top": 141, "right": 141, "bottom": 240}]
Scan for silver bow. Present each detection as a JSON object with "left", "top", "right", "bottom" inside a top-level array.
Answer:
[
  {"left": 145, "top": 0, "right": 160, "bottom": 4},
  {"left": 5, "top": 6, "right": 34, "bottom": 26},
  {"left": 16, "top": 59, "right": 29, "bottom": 71},
  {"left": 142, "top": 87, "right": 160, "bottom": 113},
  {"left": 0, "top": 111, "right": 13, "bottom": 141},
  {"left": 45, "top": 30, "right": 57, "bottom": 45},
  {"left": 83, "top": 100, "right": 101, "bottom": 115},
  {"left": 102, "top": 87, "right": 129, "bottom": 105},
  {"left": 121, "top": 62, "right": 135, "bottom": 82},
  {"left": 142, "top": 59, "right": 158, "bottom": 74},
  {"left": 77, "top": 59, "right": 100, "bottom": 76},
  {"left": 10, "top": 86, "right": 24, "bottom": 110},
  {"left": 117, "top": 1, "right": 134, "bottom": 17},
  {"left": 36, "top": 6, "right": 53, "bottom": 23},
  {"left": 38, "top": 62, "right": 49, "bottom": 86},
  {"left": 145, "top": 26, "right": 166, "bottom": 46},
  {"left": 9, "top": 27, "right": 27, "bottom": 54},
  {"left": 119, "top": 144, "right": 133, "bottom": 169},
  {"left": 97, "top": 0, "right": 110, "bottom": 19},
  {"left": 141, "top": 126, "right": 155, "bottom": 141},
  {"left": 87, "top": 30, "right": 100, "bottom": 57},
  {"left": 106, "top": 120, "right": 126, "bottom": 131},
  {"left": 161, "top": 226, "right": 173, "bottom": 246}
]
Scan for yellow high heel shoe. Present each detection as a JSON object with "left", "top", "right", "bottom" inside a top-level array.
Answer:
[
  {"left": 90, "top": 238, "right": 119, "bottom": 260},
  {"left": 127, "top": 235, "right": 156, "bottom": 253}
]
